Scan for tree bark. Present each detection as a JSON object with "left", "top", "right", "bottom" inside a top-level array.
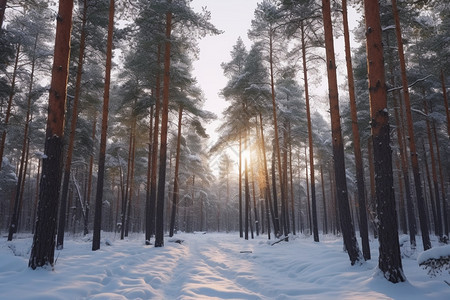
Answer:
[
  {"left": 432, "top": 119, "right": 448, "bottom": 238},
  {"left": 342, "top": 0, "right": 369, "bottom": 260},
  {"left": 422, "top": 143, "right": 437, "bottom": 235},
  {"left": 92, "top": 0, "right": 114, "bottom": 251},
  {"left": 364, "top": 0, "right": 405, "bottom": 282},
  {"left": 424, "top": 100, "right": 442, "bottom": 237},
  {"left": 57, "top": 0, "right": 88, "bottom": 249},
  {"left": 259, "top": 113, "right": 278, "bottom": 236},
  {"left": 148, "top": 46, "right": 162, "bottom": 243},
  {"left": 8, "top": 32, "right": 37, "bottom": 241},
  {"left": 269, "top": 26, "right": 287, "bottom": 239},
  {"left": 29, "top": 0, "right": 74, "bottom": 269},
  {"left": 441, "top": 70, "right": 449, "bottom": 139},
  {"left": 84, "top": 114, "right": 96, "bottom": 236},
  {"left": 145, "top": 104, "right": 154, "bottom": 243},
  {"left": 125, "top": 118, "right": 136, "bottom": 237},
  {"left": 301, "top": 20, "right": 318, "bottom": 242},
  {"left": 155, "top": 3, "right": 172, "bottom": 247},
  {"left": 322, "top": 0, "right": 361, "bottom": 265},
  {"left": 320, "top": 165, "right": 328, "bottom": 235},
  {"left": 391, "top": 0, "right": 431, "bottom": 250},
  {"left": 239, "top": 134, "right": 243, "bottom": 238},
  {"left": 169, "top": 106, "right": 183, "bottom": 237}
]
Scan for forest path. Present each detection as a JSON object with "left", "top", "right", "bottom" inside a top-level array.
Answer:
[{"left": 162, "top": 233, "right": 265, "bottom": 299}]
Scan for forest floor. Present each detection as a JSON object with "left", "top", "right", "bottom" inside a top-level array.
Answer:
[{"left": 0, "top": 231, "right": 449, "bottom": 299}]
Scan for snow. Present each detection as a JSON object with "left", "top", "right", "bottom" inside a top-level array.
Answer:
[
  {"left": 1, "top": 232, "right": 449, "bottom": 299},
  {"left": 417, "top": 244, "right": 450, "bottom": 265}
]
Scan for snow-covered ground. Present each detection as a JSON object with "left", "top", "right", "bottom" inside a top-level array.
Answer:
[{"left": 1, "top": 232, "right": 449, "bottom": 299}]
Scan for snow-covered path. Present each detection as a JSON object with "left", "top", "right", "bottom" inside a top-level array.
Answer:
[{"left": 1, "top": 232, "right": 449, "bottom": 299}]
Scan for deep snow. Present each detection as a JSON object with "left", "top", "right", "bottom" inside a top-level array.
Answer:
[{"left": 1, "top": 232, "right": 449, "bottom": 299}]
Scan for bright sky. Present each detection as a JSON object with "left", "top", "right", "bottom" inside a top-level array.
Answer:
[{"left": 190, "top": 0, "right": 260, "bottom": 142}]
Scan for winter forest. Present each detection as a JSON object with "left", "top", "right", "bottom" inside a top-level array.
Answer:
[{"left": 0, "top": 0, "right": 450, "bottom": 299}]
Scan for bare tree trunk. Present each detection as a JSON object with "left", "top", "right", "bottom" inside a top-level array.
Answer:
[
  {"left": 391, "top": 0, "right": 430, "bottom": 250},
  {"left": 57, "top": 0, "right": 88, "bottom": 249},
  {"left": 145, "top": 105, "right": 154, "bottom": 243},
  {"left": 288, "top": 124, "right": 295, "bottom": 235},
  {"left": 148, "top": 46, "right": 162, "bottom": 243},
  {"left": 125, "top": 119, "right": 137, "bottom": 237},
  {"left": 301, "top": 21, "right": 318, "bottom": 242},
  {"left": 322, "top": 0, "right": 361, "bottom": 265},
  {"left": 364, "top": 0, "right": 405, "bottom": 282},
  {"left": 305, "top": 147, "right": 311, "bottom": 235},
  {"left": 84, "top": 114, "right": 96, "bottom": 236},
  {"left": 422, "top": 143, "right": 437, "bottom": 235},
  {"left": 29, "top": 0, "right": 74, "bottom": 268},
  {"left": 320, "top": 165, "right": 328, "bottom": 235},
  {"left": 433, "top": 119, "right": 448, "bottom": 238},
  {"left": 155, "top": 3, "right": 172, "bottom": 247},
  {"left": 342, "top": 0, "right": 369, "bottom": 260},
  {"left": 441, "top": 70, "right": 449, "bottom": 139},
  {"left": 424, "top": 100, "right": 442, "bottom": 237},
  {"left": 169, "top": 106, "right": 183, "bottom": 237},
  {"left": 250, "top": 136, "right": 259, "bottom": 236},
  {"left": 395, "top": 154, "right": 408, "bottom": 235},
  {"left": 269, "top": 27, "right": 287, "bottom": 239},
  {"left": 259, "top": 113, "right": 278, "bottom": 236},
  {"left": 239, "top": 134, "right": 243, "bottom": 238},
  {"left": 92, "top": 0, "right": 114, "bottom": 251},
  {"left": 8, "top": 32, "right": 37, "bottom": 241}
]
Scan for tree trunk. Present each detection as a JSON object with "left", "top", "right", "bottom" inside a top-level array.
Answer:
[
  {"left": 269, "top": 27, "right": 287, "bottom": 239},
  {"left": 29, "top": 0, "right": 74, "bottom": 269},
  {"left": 301, "top": 20, "right": 318, "bottom": 242},
  {"left": 125, "top": 118, "right": 137, "bottom": 237},
  {"left": 322, "top": 0, "right": 361, "bottom": 265},
  {"left": 169, "top": 106, "right": 183, "bottom": 237},
  {"left": 320, "top": 165, "right": 328, "bottom": 235},
  {"left": 92, "top": 0, "right": 114, "bottom": 251},
  {"left": 272, "top": 142, "right": 280, "bottom": 237},
  {"left": 422, "top": 143, "right": 437, "bottom": 235},
  {"left": 395, "top": 154, "right": 408, "bottom": 235},
  {"left": 239, "top": 134, "right": 243, "bottom": 238},
  {"left": 259, "top": 113, "right": 278, "bottom": 236},
  {"left": 8, "top": 32, "right": 37, "bottom": 241},
  {"left": 145, "top": 104, "right": 154, "bottom": 243},
  {"left": 84, "top": 114, "right": 96, "bottom": 236},
  {"left": 250, "top": 136, "right": 259, "bottom": 236},
  {"left": 364, "top": 0, "right": 405, "bottom": 282},
  {"left": 424, "top": 100, "right": 442, "bottom": 237},
  {"left": 433, "top": 119, "right": 448, "bottom": 238},
  {"left": 441, "top": 70, "right": 449, "bottom": 139},
  {"left": 148, "top": 45, "right": 162, "bottom": 243},
  {"left": 288, "top": 124, "right": 295, "bottom": 235},
  {"left": 342, "top": 0, "right": 369, "bottom": 260},
  {"left": 57, "top": 0, "right": 88, "bottom": 249},
  {"left": 0, "top": 43, "right": 20, "bottom": 171},
  {"left": 155, "top": 3, "right": 172, "bottom": 248},
  {"left": 391, "top": 0, "right": 431, "bottom": 250},
  {"left": 305, "top": 147, "right": 311, "bottom": 235}
]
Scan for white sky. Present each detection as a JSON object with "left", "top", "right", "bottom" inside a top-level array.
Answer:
[{"left": 190, "top": 0, "right": 260, "bottom": 142}]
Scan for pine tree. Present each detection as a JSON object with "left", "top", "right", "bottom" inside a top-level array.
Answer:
[
  {"left": 29, "top": 0, "right": 74, "bottom": 269},
  {"left": 363, "top": 0, "right": 405, "bottom": 283}
]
